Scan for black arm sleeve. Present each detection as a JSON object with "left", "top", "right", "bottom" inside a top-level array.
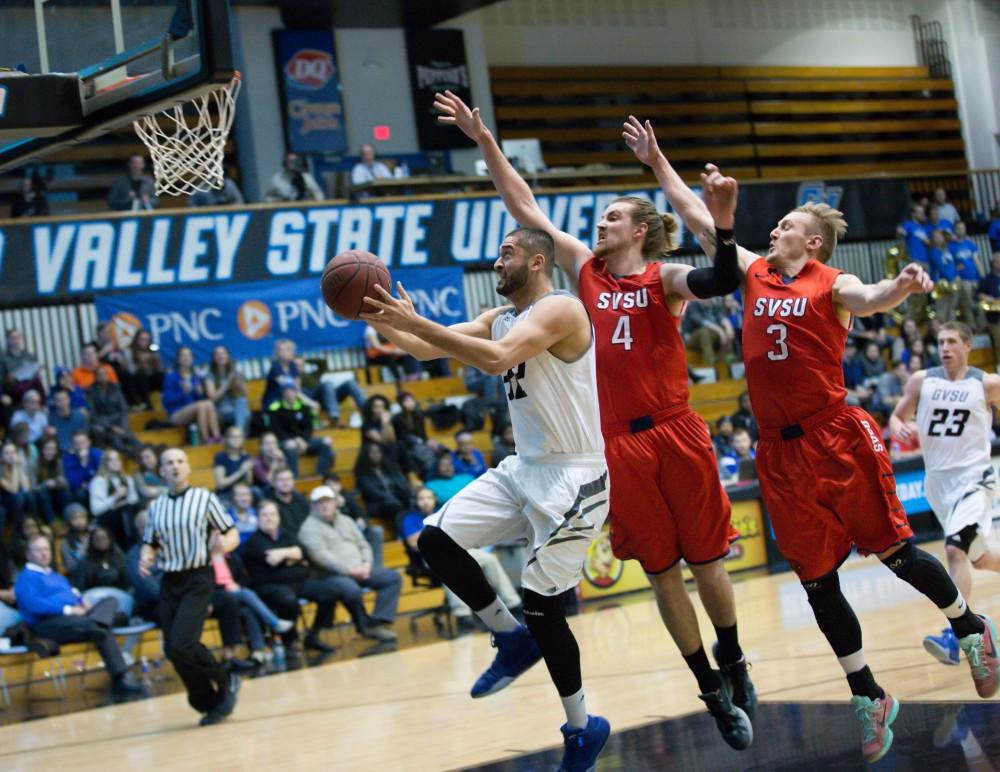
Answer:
[{"left": 685, "top": 228, "right": 740, "bottom": 299}]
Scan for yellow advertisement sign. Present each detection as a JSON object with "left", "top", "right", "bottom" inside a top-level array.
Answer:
[{"left": 579, "top": 497, "right": 768, "bottom": 600}]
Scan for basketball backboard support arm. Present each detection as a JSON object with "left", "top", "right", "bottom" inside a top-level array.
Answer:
[
  {"left": 0, "top": 0, "right": 233, "bottom": 174},
  {"left": 34, "top": 0, "right": 128, "bottom": 75}
]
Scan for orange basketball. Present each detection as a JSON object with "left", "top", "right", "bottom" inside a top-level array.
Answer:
[{"left": 320, "top": 250, "right": 391, "bottom": 320}]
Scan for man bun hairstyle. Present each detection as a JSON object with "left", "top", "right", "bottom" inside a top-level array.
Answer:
[
  {"left": 614, "top": 196, "right": 678, "bottom": 260},
  {"left": 793, "top": 202, "right": 847, "bottom": 263}
]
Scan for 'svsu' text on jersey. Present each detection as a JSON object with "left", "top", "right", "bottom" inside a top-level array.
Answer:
[
  {"left": 751, "top": 297, "right": 808, "bottom": 318},
  {"left": 595, "top": 289, "right": 650, "bottom": 311}
]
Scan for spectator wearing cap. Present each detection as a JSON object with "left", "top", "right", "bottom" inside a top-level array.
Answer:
[
  {"left": 323, "top": 473, "right": 384, "bottom": 569},
  {"left": 266, "top": 382, "right": 334, "bottom": 478},
  {"left": 9, "top": 389, "right": 47, "bottom": 443},
  {"left": 298, "top": 485, "right": 401, "bottom": 643},
  {"left": 50, "top": 389, "right": 90, "bottom": 452}
]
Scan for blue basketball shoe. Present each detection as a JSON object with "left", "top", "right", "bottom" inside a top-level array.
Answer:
[
  {"left": 470, "top": 625, "right": 543, "bottom": 698},
  {"left": 559, "top": 715, "right": 611, "bottom": 772},
  {"left": 924, "top": 627, "right": 961, "bottom": 666}
]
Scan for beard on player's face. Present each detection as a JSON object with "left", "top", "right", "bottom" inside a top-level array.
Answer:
[{"left": 496, "top": 260, "right": 529, "bottom": 297}]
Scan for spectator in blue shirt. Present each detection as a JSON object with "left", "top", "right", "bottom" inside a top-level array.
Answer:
[
  {"left": 720, "top": 427, "right": 755, "bottom": 485},
  {"left": 425, "top": 453, "right": 475, "bottom": 505},
  {"left": 898, "top": 204, "right": 931, "bottom": 265},
  {"left": 452, "top": 430, "right": 487, "bottom": 478},
  {"left": 949, "top": 221, "right": 984, "bottom": 329},
  {"left": 843, "top": 340, "right": 872, "bottom": 408},
  {"left": 928, "top": 204, "right": 954, "bottom": 238},
  {"left": 212, "top": 426, "right": 255, "bottom": 502},
  {"left": 49, "top": 389, "right": 89, "bottom": 452},
  {"left": 988, "top": 205, "right": 1000, "bottom": 253},
  {"left": 929, "top": 230, "right": 958, "bottom": 322},
  {"left": 50, "top": 368, "right": 90, "bottom": 414},
  {"left": 978, "top": 252, "right": 1000, "bottom": 365},
  {"left": 125, "top": 509, "right": 163, "bottom": 622},
  {"left": 63, "top": 430, "right": 101, "bottom": 504},
  {"left": 15, "top": 534, "right": 140, "bottom": 695},
  {"left": 162, "top": 346, "right": 221, "bottom": 444}
]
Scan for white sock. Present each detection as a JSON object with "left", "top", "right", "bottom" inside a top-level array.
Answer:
[
  {"left": 942, "top": 592, "right": 969, "bottom": 619},
  {"left": 837, "top": 649, "right": 867, "bottom": 676},
  {"left": 475, "top": 597, "right": 519, "bottom": 633},
  {"left": 960, "top": 729, "right": 984, "bottom": 759},
  {"left": 561, "top": 688, "right": 588, "bottom": 730}
]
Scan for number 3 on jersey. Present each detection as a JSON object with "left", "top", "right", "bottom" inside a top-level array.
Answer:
[
  {"left": 612, "top": 316, "right": 633, "bottom": 350},
  {"left": 767, "top": 323, "right": 789, "bottom": 361}
]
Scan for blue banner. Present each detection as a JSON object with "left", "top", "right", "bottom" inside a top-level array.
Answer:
[
  {"left": 894, "top": 468, "right": 930, "bottom": 516},
  {"left": 94, "top": 268, "right": 466, "bottom": 364},
  {"left": 274, "top": 30, "right": 347, "bottom": 155}
]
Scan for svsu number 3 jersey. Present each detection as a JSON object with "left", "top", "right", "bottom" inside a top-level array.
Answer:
[
  {"left": 577, "top": 258, "right": 690, "bottom": 428},
  {"left": 742, "top": 257, "right": 848, "bottom": 429}
]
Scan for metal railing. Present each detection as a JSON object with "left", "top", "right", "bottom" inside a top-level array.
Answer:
[{"left": 911, "top": 15, "right": 952, "bottom": 79}]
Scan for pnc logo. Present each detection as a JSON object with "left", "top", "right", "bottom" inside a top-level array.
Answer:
[
  {"left": 237, "top": 301, "right": 272, "bottom": 340},
  {"left": 285, "top": 50, "right": 334, "bottom": 89},
  {"left": 110, "top": 312, "right": 142, "bottom": 347}
]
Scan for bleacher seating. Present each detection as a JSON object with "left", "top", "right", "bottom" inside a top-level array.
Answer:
[{"left": 491, "top": 65, "right": 967, "bottom": 180}]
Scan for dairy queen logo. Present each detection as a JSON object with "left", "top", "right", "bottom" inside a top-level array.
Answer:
[{"left": 285, "top": 49, "right": 334, "bottom": 90}]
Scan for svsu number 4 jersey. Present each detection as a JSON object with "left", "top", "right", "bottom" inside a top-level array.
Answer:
[
  {"left": 742, "top": 257, "right": 848, "bottom": 429},
  {"left": 577, "top": 258, "right": 690, "bottom": 428}
]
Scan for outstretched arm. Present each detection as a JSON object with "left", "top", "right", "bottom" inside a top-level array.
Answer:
[
  {"left": 888, "top": 370, "right": 925, "bottom": 442},
  {"left": 362, "top": 285, "right": 586, "bottom": 376},
  {"left": 435, "top": 91, "right": 592, "bottom": 281},
  {"left": 660, "top": 165, "right": 741, "bottom": 301},
  {"left": 834, "top": 263, "right": 933, "bottom": 317},
  {"left": 623, "top": 117, "right": 758, "bottom": 272},
  {"left": 367, "top": 295, "right": 506, "bottom": 361}
]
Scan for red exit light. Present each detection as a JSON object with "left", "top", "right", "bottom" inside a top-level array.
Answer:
[{"left": 373, "top": 125, "right": 391, "bottom": 141}]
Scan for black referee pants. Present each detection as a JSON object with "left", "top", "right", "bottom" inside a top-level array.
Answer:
[{"left": 160, "top": 566, "right": 230, "bottom": 714}]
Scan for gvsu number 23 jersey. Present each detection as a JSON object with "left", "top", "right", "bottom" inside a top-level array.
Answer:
[{"left": 742, "top": 257, "right": 848, "bottom": 429}]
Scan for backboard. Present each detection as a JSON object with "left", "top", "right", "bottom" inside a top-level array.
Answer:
[{"left": 0, "top": 0, "right": 235, "bottom": 174}]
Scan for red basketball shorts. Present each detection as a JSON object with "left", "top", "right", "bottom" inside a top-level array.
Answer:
[
  {"left": 604, "top": 406, "right": 737, "bottom": 573},
  {"left": 756, "top": 403, "right": 911, "bottom": 581}
]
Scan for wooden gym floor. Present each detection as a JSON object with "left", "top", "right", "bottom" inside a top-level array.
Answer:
[{"left": 2, "top": 539, "right": 999, "bottom": 771}]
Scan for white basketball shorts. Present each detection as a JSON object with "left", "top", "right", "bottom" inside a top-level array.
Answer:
[
  {"left": 924, "top": 465, "right": 997, "bottom": 539},
  {"left": 424, "top": 454, "right": 610, "bottom": 596}
]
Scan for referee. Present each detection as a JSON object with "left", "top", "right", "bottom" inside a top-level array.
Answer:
[{"left": 139, "top": 447, "right": 241, "bottom": 726}]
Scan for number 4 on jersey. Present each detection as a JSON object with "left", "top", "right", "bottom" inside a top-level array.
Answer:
[{"left": 612, "top": 316, "right": 633, "bottom": 350}]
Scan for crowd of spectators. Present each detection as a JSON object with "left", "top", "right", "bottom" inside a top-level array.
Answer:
[{"left": 0, "top": 319, "right": 523, "bottom": 695}]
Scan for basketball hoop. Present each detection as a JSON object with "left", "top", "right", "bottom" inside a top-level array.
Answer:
[{"left": 133, "top": 71, "right": 241, "bottom": 196}]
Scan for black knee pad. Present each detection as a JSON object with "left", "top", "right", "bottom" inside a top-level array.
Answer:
[
  {"left": 416, "top": 525, "right": 453, "bottom": 563},
  {"left": 801, "top": 570, "right": 841, "bottom": 603},
  {"left": 945, "top": 525, "right": 979, "bottom": 555},
  {"left": 881, "top": 540, "right": 917, "bottom": 578},
  {"left": 522, "top": 589, "right": 569, "bottom": 633}
]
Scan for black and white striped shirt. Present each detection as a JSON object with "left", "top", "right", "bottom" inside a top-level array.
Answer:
[{"left": 144, "top": 486, "right": 234, "bottom": 572}]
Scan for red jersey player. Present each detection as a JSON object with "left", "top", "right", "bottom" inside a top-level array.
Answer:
[
  {"left": 627, "top": 116, "right": 1000, "bottom": 763},
  {"left": 435, "top": 91, "right": 754, "bottom": 750}
]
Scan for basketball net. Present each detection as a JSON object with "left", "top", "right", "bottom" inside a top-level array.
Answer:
[{"left": 133, "top": 72, "right": 241, "bottom": 196}]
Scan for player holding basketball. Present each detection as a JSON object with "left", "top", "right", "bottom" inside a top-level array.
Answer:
[
  {"left": 626, "top": 119, "right": 1000, "bottom": 762},
  {"left": 434, "top": 91, "right": 754, "bottom": 750},
  {"left": 890, "top": 321, "right": 1000, "bottom": 665},
  {"left": 362, "top": 228, "right": 612, "bottom": 771}
]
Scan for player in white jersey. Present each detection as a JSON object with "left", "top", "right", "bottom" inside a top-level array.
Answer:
[
  {"left": 890, "top": 321, "right": 1000, "bottom": 665},
  {"left": 360, "top": 227, "right": 611, "bottom": 772}
]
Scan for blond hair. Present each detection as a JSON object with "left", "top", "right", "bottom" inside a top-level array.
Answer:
[
  {"left": 792, "top": 203, "right": 847, "bottom": 263},
  {"left": 614, "top": 196, "right": 679, "bottom": 260}
]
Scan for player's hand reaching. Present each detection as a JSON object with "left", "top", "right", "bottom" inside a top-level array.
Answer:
[
  {"left": 700, "top": 163, "right": 738, "bottom": 231},
  {"left": 360, "top": 282, "right": 422, "bottom": 330},
  {"left": 889, "top": 414, "right": 919, "bottom": 443},
  {"left": 895, "top": 263, "right": 934, "bottom": 296},
  {"left": 434, "top": 90, "right": 488, "bottom": 142},
  {"left": 622, "top": 116, "right": 663, "bottom": 167}
]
